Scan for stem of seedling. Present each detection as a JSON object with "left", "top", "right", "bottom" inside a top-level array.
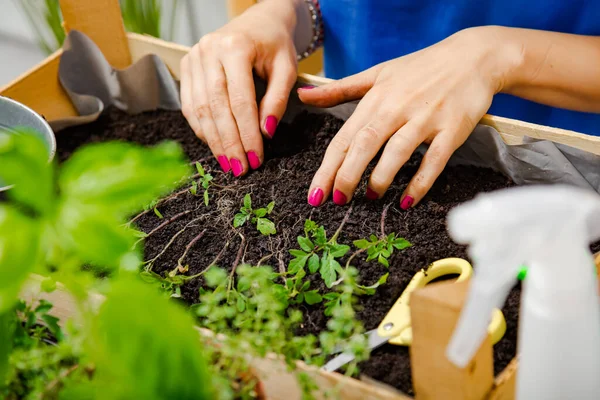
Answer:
[
  {"left": 380, "top": 203, "right": 391, "bottom": 238},
  {"left": 227, "top": 233, "right": 246, "bottom": 295},
  {"left": 173, "top": 228, "right": 207, "bottom": 275},
  {"left": 256, "top": 253, "right": 273, "bottom": 267},
  {"left": 331, "top": 205, "right": 353, "bottom": 242},
  {"left": 135, "top": 208, "right": 196, "bottom": 246},
  {"left": 143, "top": 216, "right": 204, "bottom": 271},
  {"left": 128, "top": 180, "right": 200, "bottom": 226}
]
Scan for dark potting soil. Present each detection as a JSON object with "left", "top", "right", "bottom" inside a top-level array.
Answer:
[{"left": 56, "top": 107, "right": 575, "bottom": 396}]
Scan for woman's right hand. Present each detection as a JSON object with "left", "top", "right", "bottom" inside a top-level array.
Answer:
[{"left": 180, "top": 0, "right": 299, "bottom": 176}]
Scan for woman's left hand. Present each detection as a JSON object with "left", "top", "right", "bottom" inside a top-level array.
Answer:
[{"left": 299, "top": 26, "right": 520, "bottom": 208}]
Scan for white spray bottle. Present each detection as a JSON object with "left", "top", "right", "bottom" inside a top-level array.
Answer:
[{"left": 444, "top": 185, "right": 600, "bottom": 399}]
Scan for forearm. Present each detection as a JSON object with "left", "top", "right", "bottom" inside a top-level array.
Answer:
[{"left": 491, "top": 26, "right": 600, "bottom": 113}]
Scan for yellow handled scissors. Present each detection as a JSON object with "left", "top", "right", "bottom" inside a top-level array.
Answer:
[{"left": 321, "top": 258, "right": 506, "bottom": 372}]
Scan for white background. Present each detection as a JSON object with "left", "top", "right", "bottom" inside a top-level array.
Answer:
[{"left": 0, "top": 0, "right": 229, "bottom": 86}]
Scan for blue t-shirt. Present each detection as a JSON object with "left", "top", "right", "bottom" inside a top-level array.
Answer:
[{"left": 319, "top": 0, "right": 600, "bottom": 136}]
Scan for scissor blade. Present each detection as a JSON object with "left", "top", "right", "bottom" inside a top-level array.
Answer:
[{"left": 321, "top": 330, "right": 389, "bottom": 372}]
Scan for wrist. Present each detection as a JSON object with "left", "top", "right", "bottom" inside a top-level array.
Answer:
[
  {"left": 255, "top": 0, "right": 299, "bottom": 34},
  {"left": 456, "top": 26, "right": 526, "bottom": 94}
]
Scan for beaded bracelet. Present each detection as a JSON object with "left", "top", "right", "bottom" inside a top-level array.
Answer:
[{"left": 297, "top": 0, "right": 324, "bottom": 61}]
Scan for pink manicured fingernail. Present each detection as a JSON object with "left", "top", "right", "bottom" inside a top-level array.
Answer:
[
  {"left": 400, "top": 195, "right": 414, "bottom": 210},
  {"left": 366, "top": 187, "right": 379, "bottom": 200},
  {"left": 298, "top": 85, "right": 316, "bottom": 91},
  {"left": 247, "top": 151, "right": 261, "bottom": 170},
  {"left": 217, "top": 155, "right": 230, "bottom": 173},
  {"left": 308, "top": 188, "right": 324, "bottom": 207},
  {"left": 264, "top": 116, "right": 278, "bottom": 138},
  {"left": 230, "top": 158, "right": 243, "bottom": 177},
  {"left": 333, "top": 190, "right": 347, "bottom": 206}
]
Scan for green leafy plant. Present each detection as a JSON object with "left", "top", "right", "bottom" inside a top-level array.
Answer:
[
  {"left": 60, "top": 277, "right": 214, "bottom": 400},
  {"left": 353, "top": 233, "right": 411, "bottom": 267},
  {"left": 285, "top": 268, "right": 323, "bottom": 306},
  {"left": 18, "top": 0, "right": 180, "bottom": 55},
  {"left": 288, "top": 220, "right": 350, "bottom": 288},
  {"left": 0, "top": 130, "right": 190, "bottom": 396},
  {"left": 233, "top": 194, "right": 276, "bottom": 236},
  {"left": 190, "top": 162, "right": 213, "bottom": 206}
]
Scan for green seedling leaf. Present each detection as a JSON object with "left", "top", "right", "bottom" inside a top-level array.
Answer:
[
  {"left": 256, "top": 218, "right": 276, "bottom": 236},
  {"left": 190, "top": 180, "right": 198, "bottom": 195},
  {"left": 203, "top": 189, "right": 209, "bottom": 206},
  {"left": 243, "top": 193, "right": 252, "bottom": 209},
  {"left": 308, "top": 254, "right": 320, "bottom": 274},
  {"left": 289, "top": 249, "right": 307, "bottom": 257},
  {"left": 378, "top": 254, "right": 389, "bottom": 267},
  {"left": 353, "top": 239, "right": 369, "bottom": 249},
  {"left": 392, "top": 238, "right": 411, "bottom": 250},
  {"left": 266, "top": 201, "right": 275, "bottom": 214},
  {"left": 356, "top": 273, "right": 389, "bottom": 295},
  {"left": 139, "top": 271, "right": 161, "bottom": 284},
  {"left": 153, "top": 207, "right": 163, "bottom": 219},
  {"left": 233, "top": 212, "right": 249, "bottom": 228},
  {"left": 196, "top": 162, "right": 205, "bottom": 176},
  {"left": 254, "top": 208, "right": 267, "bottom": 218},
  {"left": 320, "top": 255, "right": 337, "bottom": 288},
  {"left": 289, "top": 256, "right": 308, "bottom": 274},
  {"left": 330, "top": 244, "right": 350, "bottom": 258},
  {"left": 204, "top": 266, "right": 228, "bottom": 288},
  {"left": 237, "top": 296, "right": 246, "bottom": 312},
  {"left": 304, "top": 290, "right": 323, "bottom": 305},
  {"left": 34, "top": 299, "right": 53, "bottom": 314},
  {"left": 298, "top": 236, "right": 314, "bottom": 252},
  {"left": 41, "top": 314, "right": 63, "bottom": 342}
]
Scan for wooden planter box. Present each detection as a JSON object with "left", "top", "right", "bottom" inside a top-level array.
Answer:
[{"left": 4, "top": 1, "right": 600, "bottom": 399}]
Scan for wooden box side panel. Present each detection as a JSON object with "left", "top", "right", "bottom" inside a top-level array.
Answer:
[
  {"left": 0, "top": 50, "right": 77, "bottom": 121},
  {"left": 20, "top": 274, "right": 409, "bottom": 400}
]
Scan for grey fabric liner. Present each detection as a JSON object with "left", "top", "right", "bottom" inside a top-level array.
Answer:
[{"left": 54, "top": 31, "right": 600, "bottom": 193}]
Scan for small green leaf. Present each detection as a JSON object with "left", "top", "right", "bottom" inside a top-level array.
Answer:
[
  {"left": 243, "top": 194, "right": 252, "bottom": 209},
  {"left": 301, "top": 280, "right": 310, "bottom": 291},
  {"left": 237, "top": 296, "right": 246, "bottom": 312},
  {"left": 256, "top": 218, "right": 276, "bottom": 235},
  {"left": 41, "top": 314, "right": 63, "bottom": 341},
  {"left": 304, "top": 290, "right": 323, "bottom": 305},
  {"left": 35, "top": 300, "right": 53, "bottom": 314},
  {"left": 204, "top": 266, "right": 228, "bottom": 287},
  {"left": 266, "top": 201, "right": 275, "bottom": 214},
  {"left": 353, "top": 239, "right": 370, "bottom": 249},
  {"left": 233, "top": 213, "right": 248, "bottom": 228},
  {"left": 196, "top": 162, "right": 205, "bottom": 176},
  {"left": 298, "top": 236, "right": 314, "bottom": 252},
  {"left": 289, "top": 256, "right": 308, "bottom": 274},
  {"left": 370, "top": 234, "right": 378, "bottom": 241},
  {"left": 154, "top": 207, "right": 163, "bottom": 219},
  {"left": 323, "top": 293, "right": 339, "bottom": 301},
  {"left": 131, "top": 229, "right": 148, "bottom": 239},
  {"left": 289, "top": 249, "right": 308, "bottom": 257},
  {"left": 203, "top": 189, "right": 209, "bottom": 206},
  {"left": 378, "top": 254, "right": 389, "bottom": 267},
  {"left": 254, "top": 208, "right": 267, "bottom": 218},
  {"left": 304, "top": 219, "right": 317, "bottom": 233},
  {"left": 297, "top": 293, "right": 304, "bottom": 304},
  {"left": 330, "top": 244, "right": 350, "bottom": 257},
  {"left": 190, "top": 180, "right": 198, "bottom": 195},
  {"left": 237, "top": 279, "right": 251, "bottom": 292},
  {"left": 308, "top": 253, "right": 320, "bottom": 274},
  {"left": 392, "top": 238, "right": 412, "bottom": 250},
  {"left": 381, "top": 248, "right": 391, "bottom": 257},
  {"left": 139, "top": 271, "right": 160, "bottom": 284},
  {"left": 320, "top": 257, "right": 337, "bottom": 288}
]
